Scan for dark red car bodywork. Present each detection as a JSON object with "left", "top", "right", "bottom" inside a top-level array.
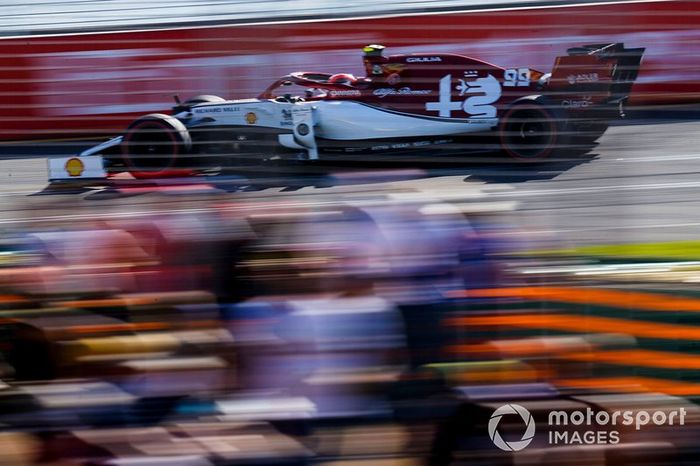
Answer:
[{"left": 261, "top": 43, "right": 644, "bottom": 123}]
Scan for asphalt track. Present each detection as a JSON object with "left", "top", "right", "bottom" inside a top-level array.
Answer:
[{"left": 0, "top": 112, "right": 698, "bottom": 248}]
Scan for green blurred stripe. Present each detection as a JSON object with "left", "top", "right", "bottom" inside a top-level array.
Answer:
[{"left": 530, "top": 240, "right": 700, "bottom": 262}]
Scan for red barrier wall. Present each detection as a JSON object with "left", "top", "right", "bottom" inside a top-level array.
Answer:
[{"left": 0, "top": 0, "right": 697, "bottom": 139}]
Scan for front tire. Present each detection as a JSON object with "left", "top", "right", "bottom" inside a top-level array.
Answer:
[
  {"left": 499, "top": 98, "right": 562, "bottom": 161},
  {"left": 121, "top": 113, "right": 192, "bottom": 179}
]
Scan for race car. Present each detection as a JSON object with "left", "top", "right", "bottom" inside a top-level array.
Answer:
[{"left": 49, "top": 43, "right": 644, "bottom": 180}]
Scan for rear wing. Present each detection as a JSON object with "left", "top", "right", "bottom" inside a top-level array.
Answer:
[
  {"left": 549, "top": 43, "right": 645, "bottom": 104},
  {"left": 566, "top": 43, "right": 645, "bottom": 101}
]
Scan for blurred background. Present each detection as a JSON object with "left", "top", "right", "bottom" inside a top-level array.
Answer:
[{"left": 0, "top": 0, "right": 700, "bottom": 465}]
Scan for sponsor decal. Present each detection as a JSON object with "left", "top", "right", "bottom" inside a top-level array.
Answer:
[
  {"left": 329, "top": 89, "right": 362, "bottom": 97},
  {"left": 194, "top": 107, "right": 222, "bottom": 113},
  {"left": 567, "top": 72, "right": 599, "bottom": 84},
  {"left": 463, "top": 70, "right": 479, "bottom": 78},
  {"left": 245, "top": 112, "right": 258, "bottom": 124},
  {"left": 504, "top": 68, "right": 531, "bottom": 87},
  {"left": 370, "top": 142, "right": 410, "bottom": 150},
  {"left": 426, "top": 74, "right": 501, "bottom": 118},
  {"left": 292, "top": 106, "right": 312, "bottom": 118},
  {"left": 387, "top": 73, "right": 401, "bottom": 85},
  {"left": 280, "top": 108, "right": 294, "bottom": 126},
  {"left": 369, "top": 139, "right": 449, "bottom": 151},
  {"left": 562, "top": 96, "right": 593, "bottom": 107},
  {"left": 65, "top": 157, "right": 85, "bottom": 177},
  {"left": 406, "top": 56, "right": 442, "bottom": 63},
  {"left": 373, "top": 87, "right": 432, "bottom": 98}
]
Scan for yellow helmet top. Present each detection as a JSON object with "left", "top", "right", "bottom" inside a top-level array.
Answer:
[{"left": 362, "top": 44, "right": 386, "bottom": 56}]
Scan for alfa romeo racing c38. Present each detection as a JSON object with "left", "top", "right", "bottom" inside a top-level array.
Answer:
[{"left": 49, "top": 43, "right": 644, "bottom": 180}]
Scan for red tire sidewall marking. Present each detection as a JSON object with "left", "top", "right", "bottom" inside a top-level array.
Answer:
[{"left": 122, "top": 119, "right": 187, "bottom": 178}]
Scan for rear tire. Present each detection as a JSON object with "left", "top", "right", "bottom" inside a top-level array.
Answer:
[
  {"left": 121, "top": 113, "right": 192, "bottom": 179},
  {"left": 499, "top": 98, "right": 562, "bottom": 161}
]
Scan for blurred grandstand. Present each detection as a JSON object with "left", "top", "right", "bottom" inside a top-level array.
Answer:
[{"left": 0, "top": 182, "right": 699, "bottom": 465}]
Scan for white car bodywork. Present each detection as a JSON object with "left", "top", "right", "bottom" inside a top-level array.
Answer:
[
  {"left": 184, "top": 98, "right": 496, "bottom": 157},
  {"left": 48, "top": 97, "right": 496, "bottom": 181}
]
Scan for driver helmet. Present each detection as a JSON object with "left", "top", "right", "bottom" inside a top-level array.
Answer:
[
  {"left": 362, "top": 44, "right": 388, "bottom": 76},
  {"left": 328, "top": 73, "right": 357, "bottom": 86},
  {"left": 363, "top": 44, "right": 386, "bottom": 57}
]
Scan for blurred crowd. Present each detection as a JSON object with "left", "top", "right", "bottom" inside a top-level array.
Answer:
[{"left": 0, "top": 187, "right": 698, "bottom": 466}]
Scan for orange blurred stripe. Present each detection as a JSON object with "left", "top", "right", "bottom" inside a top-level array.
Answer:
[
  {"left": 69, "top": 322, "right": 168, "bottom": 334},
  {"left": 447, "top": 338, "right": 590, "bottom": 357},
  {"left": 562, "top": 349, "right": 700, "bottom": 370},
  {"left": 447, "top": 313, "right": 700, "bottom": 341},
  {"left": 452, "top": 367, "right": 551, "bottom": 384},
  {"left": 68, "top": 319, "right": 220, "bottom": 334},
  {"left": 57, "top": 298, "right": 143, "bottom": 309},
  {"left": 557, "top": 376, "right": 700, "bottom": 396},
  {"left": 56, "top": 291, "right": 214, "bottom": 309},
  {"left": 0, "top": 295, "right": 28, "bottom": 304},
  {"left": 448, "top": 287, "right": 700, "bottom": 313},
  {"left": 446, "top": 343, "right": 500, "bottom": 355}
]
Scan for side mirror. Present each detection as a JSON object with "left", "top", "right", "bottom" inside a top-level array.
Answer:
[{"left": 172, "top": 94, "right": 187, "bottom": 114}]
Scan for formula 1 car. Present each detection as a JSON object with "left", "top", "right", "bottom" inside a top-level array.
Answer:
[{"left": 49, "top": 43, "right": 644, "bottom": 180}]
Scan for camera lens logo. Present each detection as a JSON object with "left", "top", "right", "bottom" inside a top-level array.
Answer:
[{"left": 488, "top": 404, "right": 536, "bottom": 451}]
